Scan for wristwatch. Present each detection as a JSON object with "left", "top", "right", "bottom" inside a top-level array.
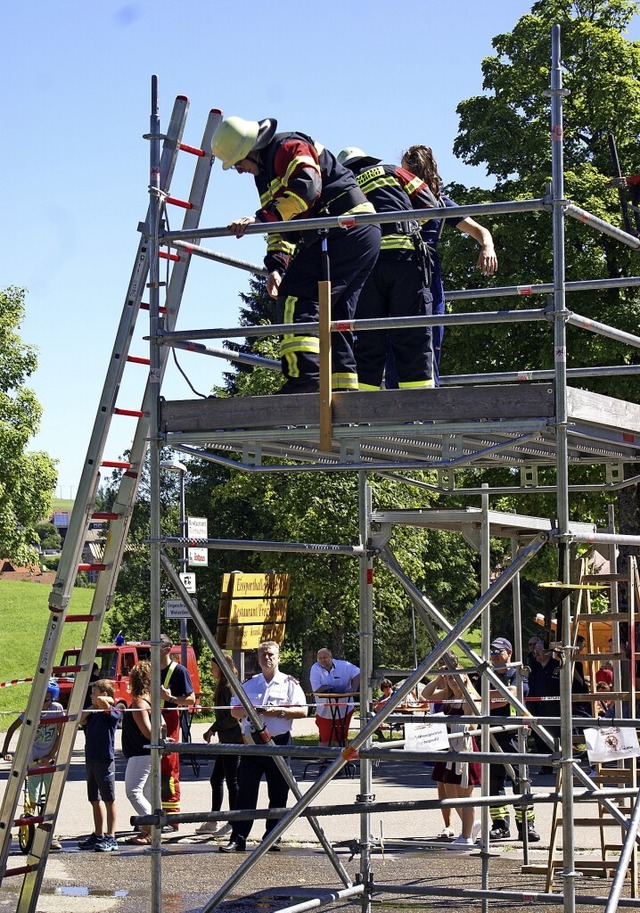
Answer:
[{"left": 278, "top": 709, "right": 285, "bottom": 718}]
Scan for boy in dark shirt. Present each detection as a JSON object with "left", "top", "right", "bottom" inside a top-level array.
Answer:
[{"left": 77, "top": 679, "right": 121, "bottom": 852}]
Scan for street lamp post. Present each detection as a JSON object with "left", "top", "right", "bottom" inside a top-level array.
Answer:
[{"left": 160, "top": 458, "right": 189, "bottom": 668}]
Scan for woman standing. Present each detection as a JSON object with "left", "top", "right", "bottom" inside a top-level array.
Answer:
[
  {"left": 396, "top": 145, "right": 498, "bottom": 386},
  {"left": 122, "top": 661, "right": 153, "bottom": 845},
  {"left": 196, "top": 654, "right": 243, "bottom": 837},
  {"left": 423, "top": 667, "right": 481, "bottom": 847}
]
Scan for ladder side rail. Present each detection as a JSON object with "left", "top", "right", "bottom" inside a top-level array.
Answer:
[
  {"left": 58, "top": 105, "right": 220, "bottom": 744},
  {"left": 0, "top": 98, "right": 191, "bottom": 886},
  {"left": 11, "top": 108, "right": 219, "bottom": 913},
  {"left": 47, "top": 94, "right": 190, "bottom": 617},
  {"left": 49, "top": 105, "right": 221, "bottom": 779}
]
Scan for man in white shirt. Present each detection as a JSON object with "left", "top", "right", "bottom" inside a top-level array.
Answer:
[
  {"left": 310, "top": 648, "right": 360, "bottom": 750},
  {"left": 220, "top": 641, "right": 307, "bottom": 853}
]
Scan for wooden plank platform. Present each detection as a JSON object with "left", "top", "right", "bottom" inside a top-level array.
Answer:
[{"left": 160, "top": 383, "right": 640, "bottom": 471}]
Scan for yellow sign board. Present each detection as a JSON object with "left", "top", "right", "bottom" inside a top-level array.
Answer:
[
  {"left": 225, "top": 598, "right": 288, "bottom": 625},
  {"left": 217, "top": 573, "right": 290, "bottom": 650},
  {"left": 221, "top": 572, "right": 290, "bottom": 598},
  {"left": 218, "top": 622, "right": 286, "bottom": 650}
]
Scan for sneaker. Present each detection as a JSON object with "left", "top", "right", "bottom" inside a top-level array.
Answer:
[
  {"left": 437, "top": 827, "right": 455, "bottom": 839},
  {"left": 517, "top": 823, "right": 541, "bottom": 843},
  {"left": 161, "top": 823, "right": 179, "bottom": 833},
  {"left": 196, "top": 821, "right": 222, "bottom": 835},
  {"left": 219, "top": 838, "right": 246, "bottom": 853},
  {"left": 95, "top": 835, "right": 118, "bottom": 852},
  {"left": 489, "top": 821, "right": 511, "bottom": 840},
  {"left": 448, "top": 836, "right": 475, "bottom": 849},
  {"left": 49, "top": 837, "right": 62, "bottom": 851},
  {"left": 78, "top": 833, "right": 102, "bottom": 850}
]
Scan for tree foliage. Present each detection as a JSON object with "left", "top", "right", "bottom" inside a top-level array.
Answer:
[
  {"left": 0, "top": 287, "right": 57, "bottom": 563},
  {"left": 444, "top": 0, "right": 640, "bottom": 402}
]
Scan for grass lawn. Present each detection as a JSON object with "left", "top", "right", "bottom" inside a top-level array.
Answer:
[
  {"left": 0, "top": 580, "right": 93, "bottom": 728},
  {"left": 52, "top": 498, "right": 74, "bottom": 512}
]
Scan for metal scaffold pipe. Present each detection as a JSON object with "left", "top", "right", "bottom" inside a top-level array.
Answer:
[{"left": 160, "top": 197, "right": 548, "bottom": 242}]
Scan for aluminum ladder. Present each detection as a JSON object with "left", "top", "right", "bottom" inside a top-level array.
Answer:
[{"left": 0, "top": 94, "right": 221, "bottom": 913}]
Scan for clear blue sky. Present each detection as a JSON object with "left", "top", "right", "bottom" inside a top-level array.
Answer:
[{"left": 2, "top": 1, "right": 638, "bottom": 498}]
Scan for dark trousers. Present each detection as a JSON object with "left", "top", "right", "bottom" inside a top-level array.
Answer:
[
  {"left": 209, "top": 752, "right": 240, "bottom": 812},
  {"left": 489, "top": 733, "right": 535, "bottom": 825},
  {"left": 231, "top": 733, "right": 292, "bottom": 842},
  {"left": 356, "top": 254, "right": 433, "bottom": 389},
  {"left": 277, "top": 223, "right": 380, "bottom": 390}
]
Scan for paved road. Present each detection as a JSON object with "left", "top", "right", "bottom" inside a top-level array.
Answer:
[{"left": 0, "top": 721, "right": 631, "bottom": 913}]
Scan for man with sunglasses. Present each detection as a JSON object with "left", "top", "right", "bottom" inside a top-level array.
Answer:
[{"left": 488, "top": 637, "right": 540, "bottom": 843}]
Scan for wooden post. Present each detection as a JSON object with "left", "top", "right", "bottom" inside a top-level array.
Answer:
[{"left": 318, "top": 232, "right": 333, "bottom": 451}]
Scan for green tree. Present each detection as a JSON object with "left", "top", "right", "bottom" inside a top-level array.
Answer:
[
  {"left": 446, "top": 0, "right": 640, "bottom": 395},
  {"left": 0, "top": 287, "right": 57, "bottom": 563},
  {"left": 35, "top": 521, "right": 62, "bottom": 551},
  {"left": 442, "top": 0, "right": 640, "bottom": 556}
]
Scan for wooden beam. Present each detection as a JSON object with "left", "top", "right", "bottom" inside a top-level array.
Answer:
[{"left": 318, "top": 279, "right": 333, "bottom": 451}]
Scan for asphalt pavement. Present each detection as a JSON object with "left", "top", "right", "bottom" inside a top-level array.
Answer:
[{"left": 0, "top": 720, "right": 633, "bottom": 913}]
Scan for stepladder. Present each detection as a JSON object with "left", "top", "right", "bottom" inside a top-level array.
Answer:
[
  {"left": 0, "top": 92, "right": 221, "bottom": 913},
  {"left": 525, "top": 557, "right": 639, "bottom": 893}
]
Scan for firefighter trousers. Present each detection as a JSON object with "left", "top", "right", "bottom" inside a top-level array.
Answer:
[
  {"left": 276, "top": 222, "right": 380, "bottom": 391},
  {"left": 355, "top": 253, "right": 433, "bottom": 390},
  {"left": 161, "top": 709, "right": 181, "bottom": 817}
]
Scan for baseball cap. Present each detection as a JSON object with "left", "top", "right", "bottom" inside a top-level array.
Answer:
[{"left": 490, "top": 637, "right": 512, "bottom": 653}]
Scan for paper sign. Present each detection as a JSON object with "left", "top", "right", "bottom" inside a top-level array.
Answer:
[
  {"left": 584, "top": 726, "right": 640, "bottom": 763},
  {"left": 404, "top": 716, "right": 450, "bottom": 752}
]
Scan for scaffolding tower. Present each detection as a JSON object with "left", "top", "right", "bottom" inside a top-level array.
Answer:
[{"left": 2, "top": 23, "right": 640, "bottom": 913}]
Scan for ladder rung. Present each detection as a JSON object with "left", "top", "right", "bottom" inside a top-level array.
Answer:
[
  {"left": 126, "top": 354, "right": 151, "bottom": 365},
  {"left": 581, "top": 574, "right": 629, "bottom": 582},
  {"left": 77, "top": 564, "right": 107, "bottom": 573},
  {"left": 3, "top": 864, "right": 38, "bottom": 877},
  {"left": 575, "top": 612, "right": 630, "bottom": 621},
  {"left": 578, "top": 652, "right": 625, "bottom": 660},
  {"left": 91, "top": 512, "right": 120, "bottom": 521},
  {"left": 113, "top": 408, "right": 144, "bottom": 418},
  {"left": 14, "top": 813, "right": 46, "bottom": 827},
  {"left": 27, "top": 762, "right": 61, "bottom": 777},
  {"left": 140, "top": 302, "right": 168, "bottom": 314},
  {"left": 101, "top": 459, "right": 132, "bottom": 469},
  {"left": 556, "top": 817, "right": 624, "bottom": 826},
  {"left": 159, "top": 250, "right": 180, "bottom": 262},
  {"left": 179, "top": 141, "right": 206, "bottom": 157},
  {"left": 52, "top": 664, "right": 82, "bottom": 674},
  {"left": 165, "top": 196, "right": 194, "bottom": 210}
]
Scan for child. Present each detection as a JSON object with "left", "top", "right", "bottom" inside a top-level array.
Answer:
[
  {"left": 2, "top": 679, "right": 64, "bottom": 850},
  {"left": 77, "top": 679, "right": 121, "bottom": 852}
]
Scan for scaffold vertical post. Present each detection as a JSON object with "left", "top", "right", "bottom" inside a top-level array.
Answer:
[
  {"left": 147, "top": 73, "right": 164, "bottom": 913},
  {"left": 549, "top": 24, "right": 577, "bottom": 913}
]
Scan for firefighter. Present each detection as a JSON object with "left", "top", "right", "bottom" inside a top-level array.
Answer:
[
  {"left": 337, "top": 147, "right": 438, "bottom": 390},
  {"left": 211, "top": 116, "right": 381, "bottom": 393}
]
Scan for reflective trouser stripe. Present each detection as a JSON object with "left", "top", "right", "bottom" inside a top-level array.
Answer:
[
  {"left": 398, "top": 379, "right": 435, "bottom": 389},
  {"left": 282, "top": 295, "right": 319, "bottom": 378},
  {"left": 359, "top": 381, "right": 380, "bottom": 391},
  {"left": 515, "top": 808, "right": 535, "bottom": 823},
  {"left": 490, "top": 806, "right": 509, "bottom": 821},
  {"left": 333, "top": 372, "right": 358, "bottom": 390}
]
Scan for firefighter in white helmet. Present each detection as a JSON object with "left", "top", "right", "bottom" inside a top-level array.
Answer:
[{"left": 211, "top": 116, "right": 380, "bottom": 393}]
